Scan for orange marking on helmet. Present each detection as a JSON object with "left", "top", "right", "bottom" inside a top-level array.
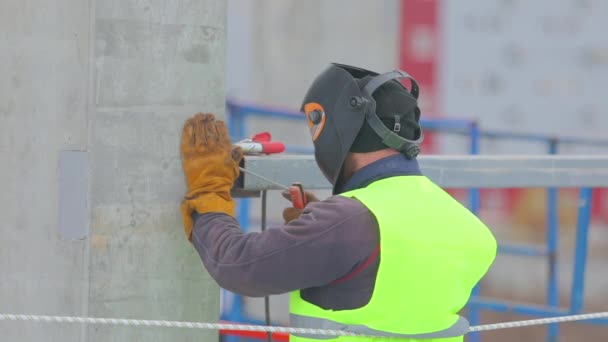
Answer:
[{"left": 304, "top": 102, "right": 326, "bottom": 142}]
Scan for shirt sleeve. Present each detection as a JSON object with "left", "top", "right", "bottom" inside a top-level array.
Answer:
[{"left": 190, "top": 196, "right": 379, "bottom": 297}]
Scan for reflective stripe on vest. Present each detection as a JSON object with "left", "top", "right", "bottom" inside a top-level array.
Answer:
[
  {"left": 290, "top": 313, "right": 469, "bottom": 340},
  {"left": 289, "top": 176, "right": 497, "bottom": 342}
]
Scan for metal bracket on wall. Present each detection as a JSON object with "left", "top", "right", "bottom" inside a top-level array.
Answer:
[{"left": 58, "top": 150, "right": 90, "bottom": 240}]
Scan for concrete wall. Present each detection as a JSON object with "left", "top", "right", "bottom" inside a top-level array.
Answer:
[
  {"left": 227, "top": 0, "right": 401, "bottom": 108},
  {"left": 0, "top": 1, "right": 225, "bottom": 341}
]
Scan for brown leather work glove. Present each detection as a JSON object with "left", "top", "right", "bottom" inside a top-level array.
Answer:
[
  {"left": 281, "top": 190, "right": 320, "bottom": 224},
  {"left": 180, "top": 113, "right": 243, "bottom": 241}
]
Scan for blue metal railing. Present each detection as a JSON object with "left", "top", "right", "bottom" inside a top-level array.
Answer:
[{"left": 224, "top": 100, "right": 608, "bottom": 342}]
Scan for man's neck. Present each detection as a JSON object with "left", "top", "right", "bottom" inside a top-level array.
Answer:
[
  {"left": 337, "top": 153, "right": 422, "bottom": 194},
  {"left": 344, "top": 149, "right": 400, "bottom": 181}
]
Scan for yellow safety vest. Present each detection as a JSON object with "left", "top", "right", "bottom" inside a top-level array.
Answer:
[{"left": 290, "top": 176, "right": 497, "bottom": 341}]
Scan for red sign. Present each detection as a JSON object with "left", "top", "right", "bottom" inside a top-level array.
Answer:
[{"left": 400, "top": 0, "right": 440, "bottom": 153}]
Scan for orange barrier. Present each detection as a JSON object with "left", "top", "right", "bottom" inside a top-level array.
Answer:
[
  {"left": 219, "top": 329, "right": 289, "bottom": 341},
  {"left": 219, "top": 321, "right": 290, "bottom": 341}
]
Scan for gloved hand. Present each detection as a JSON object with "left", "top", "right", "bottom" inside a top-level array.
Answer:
[
  {"left": 180, "top": 113, "right": 243, "bottom": 241},
  {"left": 281, "top": 190, "right": 320, "bottom": 223}
]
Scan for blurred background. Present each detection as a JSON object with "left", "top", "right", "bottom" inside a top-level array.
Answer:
[
  {"left": 1, "top": 0, "right": 606, "bottom": 341},
  {"left": 222, "top": 0, "right": 608, "bottom": 341}
]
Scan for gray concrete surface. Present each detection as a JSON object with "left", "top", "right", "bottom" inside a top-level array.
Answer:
[
  {"left": 0, "top": 0, "right": 226, "bottom": 341},
  {"left": 226, "top": 0, "right": 400, "bottom": 108}
]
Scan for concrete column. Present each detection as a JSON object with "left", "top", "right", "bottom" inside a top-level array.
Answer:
[{"left": 0, "top": 1, "right": 226, "bottom": 341}]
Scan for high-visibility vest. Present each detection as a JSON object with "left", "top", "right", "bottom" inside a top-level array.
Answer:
[{"left": 289, "top": 176, "right": 497, "bottom": 341}]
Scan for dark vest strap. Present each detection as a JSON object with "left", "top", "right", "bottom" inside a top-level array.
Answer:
[{"left": 330, "top": 245, "right": 380, "bottom": 285}]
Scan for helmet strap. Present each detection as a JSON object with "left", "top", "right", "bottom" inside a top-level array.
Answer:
[{"left": 361, "top": 70, "right": 424, "bottom": 158}]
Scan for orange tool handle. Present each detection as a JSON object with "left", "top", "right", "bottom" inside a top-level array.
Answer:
[{"left": 289, "top": 183, "right": 307, "bottom": 210}]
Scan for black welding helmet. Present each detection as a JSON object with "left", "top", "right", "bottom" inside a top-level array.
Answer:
[{"left": 301, "top": 63, "right": 423, "bottom": 191}]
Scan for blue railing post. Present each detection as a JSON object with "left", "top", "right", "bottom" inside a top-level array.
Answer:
[
  {"left": 468, "top": 121, "right": 481, "bottom": 214},
  {"left": 468, "top": 121, "right": 481, "bottom": 213},
  {"left": 546, "top": 139, "right": 560, "bottom": 342},
  {"left": 467, "top": 121, "right": 482, "bottom": 342},
  {"left": 570, "top": 187, "right": 593, "bottom": 314}
]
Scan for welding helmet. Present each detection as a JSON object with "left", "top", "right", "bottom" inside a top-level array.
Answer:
[{"left": 301, "top": 63, "right": 423, "bottom": 191}]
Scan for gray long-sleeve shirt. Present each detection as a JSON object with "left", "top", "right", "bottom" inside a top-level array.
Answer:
[
  {"left": 192, "top": 196, "right": 380, "bottom": 310},
  {"left": 191, "top": 154, "right": 422, "bottom": 310}
]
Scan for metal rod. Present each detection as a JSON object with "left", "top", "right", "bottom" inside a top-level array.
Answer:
[
  {"left": 239, "top": 155, "right": 608, "bottom": 190},
  {"left": 260, "top": 190, "right": 272, "bottom": 342},
  {"left": 239, "top": 166, "right": 290, "bottom": 190}
]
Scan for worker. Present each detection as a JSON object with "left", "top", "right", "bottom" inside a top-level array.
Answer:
[{"left": 179, "top": 63, "right": 497, "bottom": 341}]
